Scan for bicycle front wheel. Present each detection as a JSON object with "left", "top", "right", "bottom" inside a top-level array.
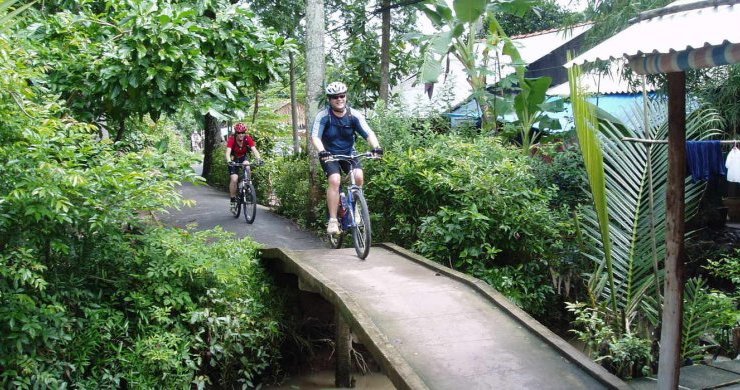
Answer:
[
  {"left": 243, "top": 183, "right": 257, "bottom": 224},
  {"left": 350, "top": 189, "right": 372, "bottom": 259}
]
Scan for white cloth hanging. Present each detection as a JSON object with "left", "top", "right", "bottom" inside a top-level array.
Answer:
[{"left": 726, "top": 146, "right": 740, "bottom": 183}]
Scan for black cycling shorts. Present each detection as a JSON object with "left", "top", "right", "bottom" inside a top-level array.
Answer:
[
  {"left": 321, "top": 158, "right": 362, "bottom": 177},
  {"left": 228, "top": 157, "right": 247, "bottom": 175}
]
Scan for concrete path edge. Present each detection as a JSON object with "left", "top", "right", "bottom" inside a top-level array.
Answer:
[
  {"left": 260, "top": 247, "right": 431, "bottom": 390},
  {"left": 376, "top": 242, "right": 630, "bottom": 390}
]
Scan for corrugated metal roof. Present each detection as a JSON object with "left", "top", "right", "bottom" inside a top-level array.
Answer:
[
  {"left": 510, "top": 23, "right": 592, "bottom": 64},
  {"left": 569, "top": 0, "right": 740, "bottom": 67},
  {"left": 395, "top": 25, "right": 592, "bottom": 109},
  {"left": 548, "top": 60, "right": 658, "bottom": 95}
]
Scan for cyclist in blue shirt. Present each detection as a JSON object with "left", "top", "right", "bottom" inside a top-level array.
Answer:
[{"left": 311, "top": 81, "right": 383, "bottom": 234}]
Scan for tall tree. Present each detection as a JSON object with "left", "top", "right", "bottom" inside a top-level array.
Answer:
[
  {"left": 197, "top": 3, "right": 293, "bottom": 182},
  {"left": 31, "top": 1, "right": 291, "bottom": 182},
  {"left": 379, "top": 0, "right": 391, "bottom": 101},
  {"left": 247, "top": 0, "right": 306, "bottom": 154},
  {"left": 326, "top": 0, "right": 419, "bottom": 109},
  {"left": 306, "top": 0, "right": 326, "bottom": 223}
]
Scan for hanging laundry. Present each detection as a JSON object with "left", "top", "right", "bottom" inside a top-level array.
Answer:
[
  {"left": 726, "top": 145, "right": 740, "bottom": 183},
  {"left": 686, "top": 140, "right": 726, "bottom": 182}
]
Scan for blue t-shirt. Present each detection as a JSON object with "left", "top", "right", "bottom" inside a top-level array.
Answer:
[{"left": 311, "top": 108, "right": 374, "bottom": 155}]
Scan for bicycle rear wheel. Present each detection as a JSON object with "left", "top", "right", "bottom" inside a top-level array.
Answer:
[
  {"left": 233, "top": 184, "right": 243, "bottom": 218},
  {"left": 243, "top": 183, "right": 257, "bottom": 224},
  {"left": 350, "top": 189, "right": 371, "bottom": 259}
]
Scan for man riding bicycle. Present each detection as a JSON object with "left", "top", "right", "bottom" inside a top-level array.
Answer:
[
  {"left": 226, "top": 122, "right": 263, "bottom": 213},
  {"left": 311, "top": 81, "right": 383, "bottom": 234}
]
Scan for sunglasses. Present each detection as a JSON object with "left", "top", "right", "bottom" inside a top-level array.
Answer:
[{"left": 329, "top": 94, "right": 346, "bottom": 100}]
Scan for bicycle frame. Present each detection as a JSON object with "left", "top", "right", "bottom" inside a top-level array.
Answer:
[
  {"left": 327, "top": 153, "right": 371, "bottom": 228},
  {"left": 229, "top": 160, "right": 259, "bottom": 223},
  {"left": 325, "top": 152, "right": 378, "bottom": 259},
  {"left": 240, "top": 164, "right": 253, "bottom": 188},
  {"left": 229, "top": 161, "right": 253, "bottom": 186}
]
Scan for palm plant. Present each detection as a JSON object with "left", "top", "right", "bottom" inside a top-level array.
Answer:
[
  {"left": 570, "top": 65, "right": 724, "bottom": 335},
  {"left": 0, "top": 0, "right": 34, "bottom": 31}
]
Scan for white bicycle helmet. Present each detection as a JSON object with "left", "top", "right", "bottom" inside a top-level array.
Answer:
[{"left": 325, "top": 81, "right": 348, "bottom": 96}]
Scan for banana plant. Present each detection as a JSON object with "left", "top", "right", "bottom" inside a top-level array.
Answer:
[
  {"left": 570, "top": 65, "right": 723, "bottom": 333},
  {"left": 415, "top": 0, "right": 535, "bottom": 131}
]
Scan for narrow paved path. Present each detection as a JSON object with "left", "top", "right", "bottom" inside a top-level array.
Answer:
[{"left": 160, "top": 179, "right": 326, "bottom": 250}]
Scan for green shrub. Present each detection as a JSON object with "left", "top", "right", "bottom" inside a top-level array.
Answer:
[
  {"left": 361, "top": 133, "right": 565, "bottom": 315},
  {"left": 530, "top": 142, "right": 590, "bottom": 210},
  {"left": 566, "top": 302, "right": 653, "bottom": 379},
  {"left": 473, "top": 261, "right": 556, "bottom": 317},
  {"left": 259, "top": 154, "right": 314, "bottom": 227},
  {"left": 705, "top": 249, "right": 740, "bottom": 291},
  {"left": 682, "top": 277, "right": 738, "bottom": 362},
  {"left": 366, "top": 135, "right": 560, "bottom": 266},
  {"left": 209, "top": 144, "right": 232, "bottom": 190},
  {"left": 369, "top": 100, "right": 444, "bottom": 153}
]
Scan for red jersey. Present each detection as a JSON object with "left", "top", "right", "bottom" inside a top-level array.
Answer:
[{"left": 226, "top": 134, "right": 256, "bottom": 159}]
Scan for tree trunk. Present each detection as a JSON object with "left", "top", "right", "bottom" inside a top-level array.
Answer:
[
  {"left": 379, "top": 0, "right": 391, "bottom": 102},
  {"left": 201, "top": 113, "right": 221, "bottom": 182},
  {"left": 305, "top": 0, "right": 325, "bottom": 225},
  {"left": 115, "top": 117, "right": 125, "bottom": 142},
  {"left": 252, "top": 89, "right": 260, "bottom": 124},
  {"left": 290, "top": 52, "right": 301, "bottom": 155},
  {"left": 657, "top": 71, "right": 686, "bottom": 390}
]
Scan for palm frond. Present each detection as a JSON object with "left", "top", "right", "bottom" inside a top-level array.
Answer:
[
  {"left": 577, "top": 94, "right": 724, "bottom": 332},
  {"left": 0, "top": 0, "right": 34, "bottom": 32},
  {"left": 569, "top": 63, "right": 617, "bottom": 313}
]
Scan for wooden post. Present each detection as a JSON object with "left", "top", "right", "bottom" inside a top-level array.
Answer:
[
  {"left": 335, "top": 310, "right": 352, "bottom": 388},
  {"left": 657, "top": 71, "right": 686, "bottom": 390}
]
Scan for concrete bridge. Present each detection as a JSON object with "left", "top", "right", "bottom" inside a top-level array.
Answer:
[
  {"left": 262, "top": 243, "right": 627, "bottom": 390},
  {"left": 164, "top": 179, "right": 740, "bottom": 389}
]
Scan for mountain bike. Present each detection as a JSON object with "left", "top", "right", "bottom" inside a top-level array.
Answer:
[
  {"left": 229, "top": 161, "right": 261, "bottom": 224},
  {"left": 325, "top": 152, "right": 378, "bottom": 259}
]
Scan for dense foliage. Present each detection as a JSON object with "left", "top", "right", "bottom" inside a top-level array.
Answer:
[
  {"left": 24, "top": 0, "right": 293, "bottom": 148},
  {"left": 0, "top": 6, "right": 285, "bottom": 387},
  {"left": 495, "top": 0, "right": 583, "bottom": 37},
  {"left": 325, "top": 0, "right": 420, "bottom": 109}
]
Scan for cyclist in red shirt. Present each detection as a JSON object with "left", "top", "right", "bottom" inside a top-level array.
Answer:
[{"left": 226, "top": 122, "right": 263, "bottom": 213}]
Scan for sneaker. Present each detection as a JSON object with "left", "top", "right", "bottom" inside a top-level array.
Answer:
[
  {"left": 327, "top": 218, "right": 339, "bottom": 234},
  {"left": 230, "top": 198, "right": 236, "bottom": 213}
]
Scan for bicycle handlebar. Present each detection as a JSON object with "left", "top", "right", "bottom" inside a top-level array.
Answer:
[
  {"left": 228, "top": 160, "right": 264, "bottom": 167},
  {"left": 323, "top": 152, "right": 380, "bottom": 162}
]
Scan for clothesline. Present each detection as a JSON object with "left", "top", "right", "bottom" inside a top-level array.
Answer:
[{"left": 622, "top": 137, "right": 740, "bottom": 145}]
